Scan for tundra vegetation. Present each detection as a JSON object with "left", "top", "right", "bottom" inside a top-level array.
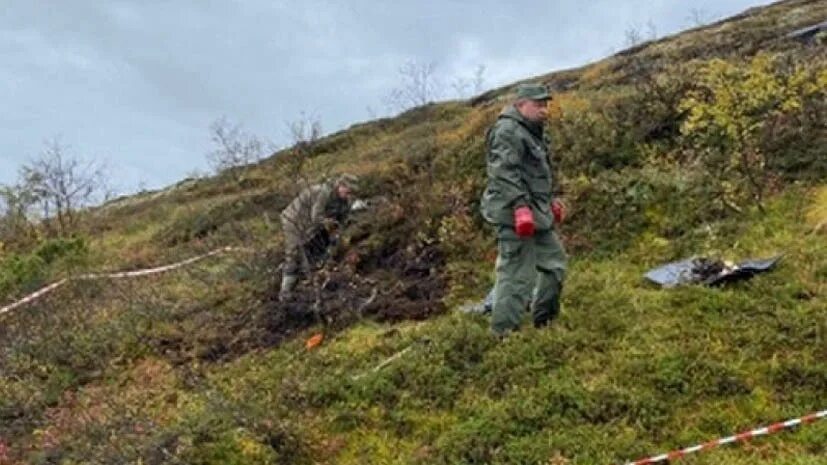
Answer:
[{"left": 1, "top": 1, "right": 826, "bottom": 463}]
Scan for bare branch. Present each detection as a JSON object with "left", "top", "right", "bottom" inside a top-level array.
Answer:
[
  {"left": 450, "top": 64, "right": 487, "bottom": 99},
  {"left": 279, "top": 112, "right": 331, "bottom": 237},
  {"left": 17, "top": 137, "right": 109, "bottom": 235},
  {"left": 206, "top": 117, "right": 266, "bottom": 178},
  {"left": 646, "top": 19, "right": 658, "bottom": 41},
  {"left": 384, "top": 60, "right": 441, "bottom": 112},
  {"left": 624, "top": 24, "right": 644, "bottom": 47},
  {"left": 472, "top": 64, "right": 486, "bottom": 94},
  {"left": 451, "top": 76, "right": 472, "bottom": 99},
  {"left": 686, "top": 8, "right": 716, "bottom": 27}
]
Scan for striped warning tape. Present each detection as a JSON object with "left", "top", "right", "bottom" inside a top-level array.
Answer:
[
  {"left": 619, "top": 409, "right": 827, "bottom": 465},
  {"left": 0, "top": 246, "right": 245, "bottom": 317}
]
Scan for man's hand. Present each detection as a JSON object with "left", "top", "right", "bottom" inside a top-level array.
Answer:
[
  {"left": 514, "top": 206, "right": 535, "bottom": 237},
  {"left": 322, "top": 217, "right": 338, "bottom": 232},
  {"left": 551, "top": 198, "right": 566, "bottom": 224}
]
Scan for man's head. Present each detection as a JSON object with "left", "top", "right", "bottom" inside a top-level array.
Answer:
[
  {"left": 514, "top": 83, "right": 551, "bottom": 123},
  {"left": 334, "top": 173, "right": 359, "bottom": 199}
]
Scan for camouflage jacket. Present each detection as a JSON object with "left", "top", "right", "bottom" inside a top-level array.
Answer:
[{"left": 280, "top": 181, "right": 350, "bottom": 235}]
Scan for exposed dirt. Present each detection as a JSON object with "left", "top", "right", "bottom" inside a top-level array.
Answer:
[
  {"left": 256, "top": 241, "right": 446, "bottom": 347},
  {"left": 247, "top": 198, "right": 447, "bottom": 352},
  {"left": 170, "top": 207, "right": 448, "bottom": 364}
]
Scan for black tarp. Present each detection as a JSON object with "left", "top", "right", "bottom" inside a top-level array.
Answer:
[{"left": 644, "top": 255, "right": 782, "bottom": 288}]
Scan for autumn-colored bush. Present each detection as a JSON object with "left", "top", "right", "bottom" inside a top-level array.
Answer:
[
  {"left": 679, "top": 52, "right": 827, "bottom": 209},
  {"left": 548, "top": 60, "right": 694, "bottom": 178}
]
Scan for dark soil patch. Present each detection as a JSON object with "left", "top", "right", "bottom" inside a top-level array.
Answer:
[
  {"left": 243, "top": 199, "right": 448, "bottom": 355},
  {"left": 257, "top": 241, "right": 446, "bottom": 346},
  {"left": 176, "top": 221, "right": 448, "bottom": 364}
]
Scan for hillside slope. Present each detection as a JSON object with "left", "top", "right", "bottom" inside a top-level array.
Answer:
[{"left": 1, "top": 1, "right": 826, "bottom": 464}]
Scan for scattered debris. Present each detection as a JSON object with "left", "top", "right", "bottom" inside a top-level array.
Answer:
[
  {"left": 351, "top": 337, "right": 431, "bottom": 381},
  {"left": 786, "top": 20, "right": 827, "bottom": 43},
  {"left": 351, "top": 346, "right": 413, "bottom": 381},
  {"left": 644, "top": 255, "right": 782, "bottom": 288},
  {"left": 457, "top": 289, "right": 493, "bottom": 315},
  {"left": 305, "top": 333, "right": 324, "bottom": 350},
  {"left": 350, "top": 199, "right": 369, "bottom": 211}
]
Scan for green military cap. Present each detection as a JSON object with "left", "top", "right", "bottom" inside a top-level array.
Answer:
[
  {"left": 515, "top": 83, "right": 551, "bottom": 101},
  {"left": 335, "top": 173, "right": 359, "bottom": 190}
]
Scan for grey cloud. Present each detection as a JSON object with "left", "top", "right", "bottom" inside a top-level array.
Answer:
[{"left": 1, "top": 0, "right": 772, "bottom": 192}]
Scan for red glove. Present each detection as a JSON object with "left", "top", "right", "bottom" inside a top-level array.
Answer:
[
  {"left": 551, "top": 199, "right": 566, "bottom": 224},
  {"left": 514, "top": 206, "right": 535, "bottom": 237}
]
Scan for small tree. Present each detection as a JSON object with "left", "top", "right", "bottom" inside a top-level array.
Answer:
[
  {"left": 646, "top": 20, "right": 658, "bottom": 41},
  {"left": 384, "top": 60, "right": 441, "bottom": 112},
  {"left": 450, "top": 77, "right": 472, "bottom": 99},
  {"left": 206, "top": 117, "right": 266, "bottom": 178},
  {"left": 20, "top": 138, "right": 109, "bottom": 236},
  {"left": 285, "top": 113, "right": 323, "bottom": 186},
  {"left": 624, "top": 24, "right": 644, "bottom": 47},
  {"left": 472, "top": 64, "right": 486, "bottom": 95},
  {"left": 687, "top": 8, "right": 716, "bottom": 27},
  {"left": 279, "top": 113, "right": 330, "bottom": 234},
  {"left": 451, "top": 64, "right": 486, "bottom": 99},
  {"left": 623, "top": 20, "right": 657, "bottom": 47}
]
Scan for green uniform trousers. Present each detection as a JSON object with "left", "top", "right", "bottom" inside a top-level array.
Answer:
[{"left": 491, "top": 225, "right": 567, "bottom": 335}]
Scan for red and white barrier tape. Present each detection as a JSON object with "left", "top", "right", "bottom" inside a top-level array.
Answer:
[
  {"left": 619, "top": 409, "right": 827, "bottom": 465},
  {"left": 0, "top": 246, "right": 243, "bottom": 317}
]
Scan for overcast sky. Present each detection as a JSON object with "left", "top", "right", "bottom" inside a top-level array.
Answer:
[{"left": 1, "top": 0, "right": 773, "bottom": 194}]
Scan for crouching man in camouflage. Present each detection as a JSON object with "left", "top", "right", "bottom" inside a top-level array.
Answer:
[
  {"left": 279, "top": 174, "right": 359, "bottom": 300},
  {"left": 480, "top": 83, "right": 567, "bottom": 337}
]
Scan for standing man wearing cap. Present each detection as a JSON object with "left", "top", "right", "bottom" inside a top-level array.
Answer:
[
  {"left": 279, "top": 173, "right": 359, "bottom": 300},
  {"left": 480, "top": 83, "right": 568, "bottom": 336}
]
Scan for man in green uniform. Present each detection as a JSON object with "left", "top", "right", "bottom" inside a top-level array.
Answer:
[
  {"left": 279, "top": 173, "right": 359, "bottom": 300},
  {"left": 480, "top": 83, "right": 568, "bottom": 336}
]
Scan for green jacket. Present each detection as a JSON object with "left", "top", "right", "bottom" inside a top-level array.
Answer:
[{"left": 480, "top": 105, "right": 554, "bottom": 230}]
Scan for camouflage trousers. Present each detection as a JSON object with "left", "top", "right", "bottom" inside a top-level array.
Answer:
[
  {"left": 280, "top": 219, "right": 311, "bottom": 298},
  {"left": 491, "top": 225, "right": 567, "bottom": 335},
  {"left": 281, "top": 220, "right": 310, "bottom": 277}
]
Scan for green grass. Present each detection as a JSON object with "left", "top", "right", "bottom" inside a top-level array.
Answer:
[
  {"left": 33, "top": 189, "right": 813, "bottom": 465},
  {"left": 4, "top": 191, "right": 825, "bottom": 465}
]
